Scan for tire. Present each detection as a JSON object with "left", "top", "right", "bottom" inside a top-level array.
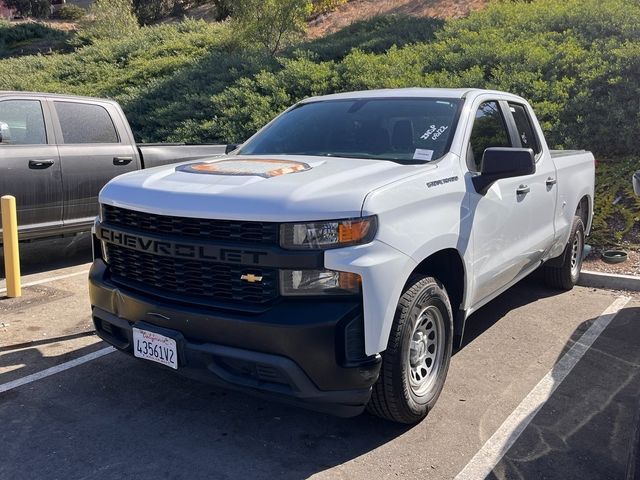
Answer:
[
  {"left": 544, "top": 216, "right": 585, "bottom": 290},
  {"left": 367, "top": 275, "right": 453, "bottom": 424}
]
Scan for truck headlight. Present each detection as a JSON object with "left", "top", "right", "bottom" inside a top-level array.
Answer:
[
  {"left": 280, "top": 270, "right": 361, "bottom": 296},
  {"left": 279, "top": 216, "right": 377, "bottom": 250}
]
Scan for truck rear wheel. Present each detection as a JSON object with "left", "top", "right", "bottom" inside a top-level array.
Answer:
[
  {"left": 544, "top": 216, "right": 585, "bottom": 290},
  {"left": 367, "top": 275, "right": 453, "bottom": 424}
]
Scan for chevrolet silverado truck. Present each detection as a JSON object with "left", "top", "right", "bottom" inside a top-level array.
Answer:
[
  {"left": 89, "top": 88, "right": 595, "bottom": 424},
  {"left": 0, "top": 91, "right": 226, "bottom": 241}
]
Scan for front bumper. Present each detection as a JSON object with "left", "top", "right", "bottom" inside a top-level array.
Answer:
[{"left": 89, "top": 260, "right": 381, "bottom": 416}]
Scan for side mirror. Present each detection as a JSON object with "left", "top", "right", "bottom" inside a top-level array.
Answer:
[
  {"left": 633, "top": 171, "right": 640, "bottom": 196},
  {"left": 225, "top": 143, "right": 239, "bottom": 154},
  {"left": 472, "top": 147, "right": 535, "bottom": 194}
]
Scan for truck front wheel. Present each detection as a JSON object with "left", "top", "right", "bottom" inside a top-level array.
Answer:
[{"left": 367, "top": 275, "right": 453, "bottom": 424}]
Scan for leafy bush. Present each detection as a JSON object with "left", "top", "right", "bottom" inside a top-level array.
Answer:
[
  {"left": 311, "top": 0, "right": 348, "bottom": 15},
  {"left": 296, "top": 15, "right": 443, "bottom": 61},
  {"left": 132, "top": 0, "right": 206, "bottom": 24},
  {"left": 0, "top": 21, "right": 68, "bottom": 57},
  {"left": 591, "top": 158, "right": 640, "bottom": 247},
  {"left": 55, "top": 4, "right": 85, "bottom": 21},
  {"left": 4, "top": 0, "right": 50, "bottom": 19},
  {"left": 231, "top": 0, "right": 312, "bottom": 56},
  {"left": 76, "top": 0, "right": 139, "bottom": 44}
]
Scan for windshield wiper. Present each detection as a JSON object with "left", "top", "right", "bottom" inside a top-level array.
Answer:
[{"left": 320, "top": 152, "right": 430, "bottom": 164}]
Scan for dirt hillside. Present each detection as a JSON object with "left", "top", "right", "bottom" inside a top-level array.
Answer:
[{"left": 308, "top": 0, "right": 488, "bottom": 37}]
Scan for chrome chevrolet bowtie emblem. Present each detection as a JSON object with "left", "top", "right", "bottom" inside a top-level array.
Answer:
[{"left": 241, "top": 273, "right": 263, "bottom": 283}]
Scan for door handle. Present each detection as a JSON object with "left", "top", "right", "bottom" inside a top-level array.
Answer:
[
  {"left": 516, "top": 184, "right": 531, "bottom": 195},
  {"left": 28, "top": 159, "right": 55, "bottom": 169},
  {"left": 113, "top": 157, "right": 133, "bottom": 166},
  {"left": 546, "top": 177, "right": 557, "bottom": 187}
]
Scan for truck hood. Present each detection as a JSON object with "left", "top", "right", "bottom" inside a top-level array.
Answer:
[{"left": 99, "top": 155, "right": 437, "bottom": 221}]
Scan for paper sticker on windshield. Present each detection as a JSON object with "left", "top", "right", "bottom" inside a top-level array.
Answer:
[
  {"left": 176, "top": 159, "right": 311, "bottom": 178},
  {"left": 413, "top": 149, "right": 434, "bottom": 161}
]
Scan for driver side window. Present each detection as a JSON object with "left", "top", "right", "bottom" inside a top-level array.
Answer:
[{"left": 467, "top": 101, "right": 511, "bottom": 172}]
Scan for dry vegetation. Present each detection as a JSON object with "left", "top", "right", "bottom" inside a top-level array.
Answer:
[{"left": 308, "top": 0, "right": 487, "bottom": 37}]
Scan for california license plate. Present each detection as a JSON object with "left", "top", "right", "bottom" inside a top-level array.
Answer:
[{"left": 133, "top": 328, "right": 178, "bottom": 369}]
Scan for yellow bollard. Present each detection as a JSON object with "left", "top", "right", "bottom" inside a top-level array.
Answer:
[{"left": 1, "top": 195, "right": 21, "bottom": 297}]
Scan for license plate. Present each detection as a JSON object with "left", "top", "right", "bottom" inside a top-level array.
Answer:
[{"left": 133, "top": 328, "right": 178, "bottom": 369}]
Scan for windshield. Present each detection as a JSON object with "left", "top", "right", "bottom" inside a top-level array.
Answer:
[{"left": 239, "top": 97, "right": 461, "bottom": 162}]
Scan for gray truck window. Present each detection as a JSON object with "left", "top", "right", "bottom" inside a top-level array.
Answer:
[
  {"left": 0, "top": 100, "right": 47, "bottom": 145},
  {"left": 509, "top": 102, "right": 541, "bottom": 154},
  {"left": 239, "top": 98, "right": 461, "bottom": 163},
  {"left": 54, "top": 101, "right": 119, "bottom": 144},
  {"left": 468, "top": 101, "right": 511, "bottom": 171}
]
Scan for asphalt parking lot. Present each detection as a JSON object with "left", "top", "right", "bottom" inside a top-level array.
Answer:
[{"left": 1, "top": 240, "right": 639, "bottom": 480}]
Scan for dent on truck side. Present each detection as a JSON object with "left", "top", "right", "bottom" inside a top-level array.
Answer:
[{"left": 348, "top": 153, "right": 472, "bottom": 355}]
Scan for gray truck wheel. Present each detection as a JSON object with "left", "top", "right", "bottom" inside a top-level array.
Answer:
[
  {"left": 544, "top": 216, "right": 585, "bottom": 290},
  {"left": 367, "top": 275, "right": 453, "bottom": 424}
]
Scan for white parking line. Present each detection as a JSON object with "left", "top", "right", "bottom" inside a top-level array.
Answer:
[
  {"left": 0, "top": 347, "right": 115, "bottom": 394},
  {"left": 0, "top": 269, "right": 89, "bottom": 294},
  {"left": 455, "top": 295, "right": 631, "bottom": 480}
]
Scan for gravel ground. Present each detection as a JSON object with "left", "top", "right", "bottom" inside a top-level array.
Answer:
[{"left": 583, "top": 245, "right": 640, "bottom": 276}]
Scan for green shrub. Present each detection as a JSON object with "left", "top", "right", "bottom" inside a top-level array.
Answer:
[
  {"left": 56, "top": 4, "right": 85, "bottom": 21},
  {"left": 75, "top": 0, "right": 139, "bottom": 44},
  {"left": 311, "top": 0, "right": 347, "bottom": 15},
  {"left": 0, "top": 21, "right": 68, "bottom": 57},
  {"left": 4, "top": 0, "right": 50, "bottom": 19},
  {"left": 296, "top": 15, "right": 443, "bottom": 61},
  {"left": 591, "top": 158, "right": 640, "bottom": 247},
  {"left": 231, "top": 0, "right": 313, "bottom": 56}
]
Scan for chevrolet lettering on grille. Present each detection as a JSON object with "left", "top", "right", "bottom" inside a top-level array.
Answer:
[{"left": 97, "top": 225, "right": 269, "bottom": 265}]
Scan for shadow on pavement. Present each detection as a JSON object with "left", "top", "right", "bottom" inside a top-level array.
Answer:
[
  {"left": 0, "top": 233, "right": 92, "bottom": 279},
  {"left": 486, "top": 305, "right": 640, "bottom": 480},
  {"left": 0, "top": 350, "right": 410, "bottom": 479},
  {"left": 460, "top": 272, "right": 563, "bottom": 349},
  {"left": 0, "top": 277, "right": 582, "bottom": 479}
]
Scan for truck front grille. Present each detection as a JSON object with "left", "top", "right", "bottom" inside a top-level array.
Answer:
[
  {"left": 102, "top": 205, "right": 279, "bottom": 245},
  {"left": 105, "top": 243, "right": 278, "bottom": 306}
]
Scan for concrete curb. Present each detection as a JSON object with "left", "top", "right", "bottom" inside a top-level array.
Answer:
[{"left": 578, "top": 270, "right": 640, "bottom": 291}]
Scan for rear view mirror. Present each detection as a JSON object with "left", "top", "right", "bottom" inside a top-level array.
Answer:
[
  {"left": 472, "top": 147, "right": 535, "bottom": 194},
  {"left": 634, "top": 171, "right": 640, "bottom": 196}
]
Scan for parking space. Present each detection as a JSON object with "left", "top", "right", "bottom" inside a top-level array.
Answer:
[{"left": 1, "top": 246, "right": 638, "bottom": 480}]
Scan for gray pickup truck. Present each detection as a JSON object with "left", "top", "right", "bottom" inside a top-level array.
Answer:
[{"left": 0, "top": 91, "right": 227, "bottom": 241}]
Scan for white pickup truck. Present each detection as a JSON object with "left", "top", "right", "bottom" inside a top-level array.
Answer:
[{"left": 89, "top": 88, "right": 595, "bottom": 424}]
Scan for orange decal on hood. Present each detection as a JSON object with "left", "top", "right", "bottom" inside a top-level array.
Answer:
[{"left": 177, "top": 159, "right": 311, "bottom": 178}]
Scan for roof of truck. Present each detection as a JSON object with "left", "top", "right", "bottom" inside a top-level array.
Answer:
[
  {"left": 300, "top": 87, "right": 526, "bottom": 103},
  {"left": 0, "top": 91, "right": 118, "bottom": 104}
]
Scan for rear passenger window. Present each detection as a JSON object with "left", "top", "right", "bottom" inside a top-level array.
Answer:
[
  {"left": 509, "top": 103, "right": 540, "bottom": 154},
  {"left": 0, "top": 100, "right": 47, "bottom": 145},
  {"left": 467, "top": 101, "right": 511, "bottom": 171},
  {"left": 54, "top": 102, "right": 119, "bottom": 144}
]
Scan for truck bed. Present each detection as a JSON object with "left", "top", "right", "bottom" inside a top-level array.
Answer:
[
  {"left": 550, "top": 149, "right": 589, "bottom": 158},
  {"left": 138, "top": 144, "right": 226, "bottom": 168}
]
